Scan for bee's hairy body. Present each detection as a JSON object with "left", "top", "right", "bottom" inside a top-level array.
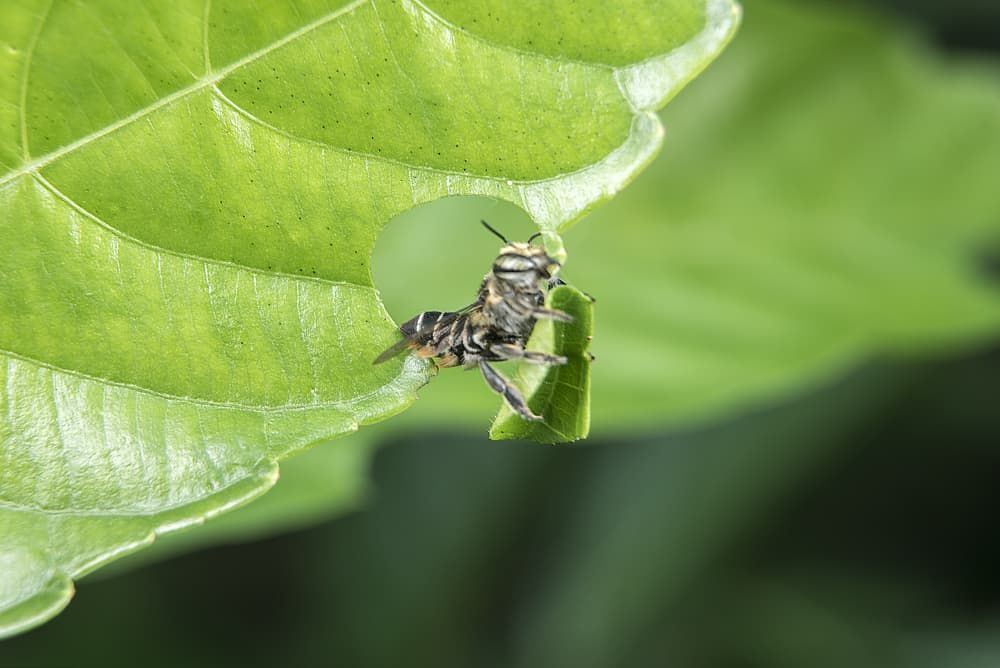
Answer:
[
  {"left": 404, "top": 273, "right": 544, "bottom": 368},
  {"left": 374, "top": 223, "right": 575, "bottom": 422}
]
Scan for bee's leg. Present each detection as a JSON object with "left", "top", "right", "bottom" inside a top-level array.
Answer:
[
  {"left": 491, "top": 343, "right": 567, "bottom": 366},
  {"left": 547, "top": 276, "right": 596, "bottom": 303},
  {"left": 532, "top": 307, "right": 574, "bottom": 323},
  {"left": 478, "top": 359, "right": 543, "bottom": 421}
]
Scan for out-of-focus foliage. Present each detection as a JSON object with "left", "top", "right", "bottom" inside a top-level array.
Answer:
[{"left": 858, "top": 0, "right": 1000, "bottom": 52}]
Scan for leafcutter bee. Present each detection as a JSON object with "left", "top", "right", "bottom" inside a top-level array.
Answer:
[{"left": 374, "top": 220, "right": 576, "bottom": 421}]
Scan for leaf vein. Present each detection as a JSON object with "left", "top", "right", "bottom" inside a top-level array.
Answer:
[
  {"left": 403, "top": 0, "right": 616, "bottom": 70},
  {"left": 208, "top": 83, "right": 637, "bottom": 188},
  {"left": 32, "top": 172, "right": 369, "bottom": 292},
  {"left": 18, "top": 0, "right": 53, "bottom": 161},
  {"left": 202, "top": 0, "right": 212, "bottom": 74},
  {"left": 369, "top": 0, "right": 439, "bottom": 157},
  {"left": 251, "top": 274, "right": 295, "bottom": 404},
  {"left": 79, "top": 2, "right": 169, "bottom": 101}
]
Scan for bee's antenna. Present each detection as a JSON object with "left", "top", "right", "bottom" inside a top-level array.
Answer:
[
  {"left": 481, "top": 219, "right": 509, "bottom": 244},
  {"left": 527, "top": 232, "right": 543, "bottom": 244}
]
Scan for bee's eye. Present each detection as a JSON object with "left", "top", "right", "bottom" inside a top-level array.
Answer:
[{"left": 494, "top": 254, "right": 536, "bottom": 273}]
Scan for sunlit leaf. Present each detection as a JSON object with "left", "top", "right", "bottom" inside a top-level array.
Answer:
[{"left": 0, "top": 0, "right": 738, "bottom": 636}]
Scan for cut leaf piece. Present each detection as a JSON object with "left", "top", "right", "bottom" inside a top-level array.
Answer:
[{"left": 490, "top": 286, "right": 594, "bottom": 444}]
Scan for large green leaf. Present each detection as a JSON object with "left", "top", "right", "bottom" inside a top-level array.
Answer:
[
  {"left": 0, "top": 0, "right": 739, "bottom": 637},
  {"left": 154, "top": 0, "right": 1000, "bottom": 569}
]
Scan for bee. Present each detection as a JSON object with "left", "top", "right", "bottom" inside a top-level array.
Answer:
[{"left": 374, "top": 220, "right": 576, "bottom": 421}]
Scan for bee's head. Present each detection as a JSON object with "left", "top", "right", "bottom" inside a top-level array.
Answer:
[
  {"left": 493, "top": 242, "right": 561, "bottom": 281},
  {"left": 481, "top": 220, "right": 560, "bottom": 283}
]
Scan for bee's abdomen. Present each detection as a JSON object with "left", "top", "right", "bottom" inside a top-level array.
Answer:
[
  {"left": 400, "top": 310, "right": 448, "bottom": 342},
  {"left": 399, "top": 310, "right": 465, "bottom": 363}
]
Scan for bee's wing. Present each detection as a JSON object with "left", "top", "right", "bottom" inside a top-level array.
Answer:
[
  {"left": 372, "top": 336, "right": 417, "bottom": 365},
  {"left": 372, "top": 309, "right": 468, "bottom": 365}
]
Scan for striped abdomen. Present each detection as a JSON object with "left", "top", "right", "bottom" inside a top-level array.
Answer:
[{"left": 400, "top": 308, "right": 501, "bottom": 368}]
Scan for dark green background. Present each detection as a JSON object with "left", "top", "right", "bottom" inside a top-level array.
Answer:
[{"left": 2, "top": 1, "right": 998, "bottom": 666}]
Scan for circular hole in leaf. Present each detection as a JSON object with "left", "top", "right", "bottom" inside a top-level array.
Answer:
[{"left": 372, "top": 196, "right": 537, "bottom": 322}]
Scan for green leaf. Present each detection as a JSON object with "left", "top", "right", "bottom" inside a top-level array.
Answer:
[
  {"left": 95, "top": 432, "right": 380, "bottom": 576},
  {"left": 489, "top": 286, "right": 594, "bottom": 443},
  {"left": 0, "top": 0, "right": 739, "bottom": 637}
]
